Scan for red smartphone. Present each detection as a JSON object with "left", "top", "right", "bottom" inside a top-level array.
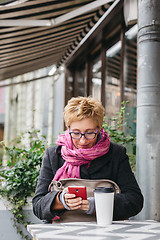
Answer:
[{"left": 68, "top": 186, "right": 87, "bottom": 200}]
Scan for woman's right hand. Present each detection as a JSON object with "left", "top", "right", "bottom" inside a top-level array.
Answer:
[
  {"left": 64, "top": 193, "right": 82, "bottom": 210},
  {"left": 64, "top": 188, "right": 82, "bottom": 210}
]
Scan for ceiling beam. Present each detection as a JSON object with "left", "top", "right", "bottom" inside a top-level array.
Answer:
[
  {"left": 0, "top": 0, "right": 28, "bottom": 7},
  {"left": 0, "top": 0, "right": 114, "bottom": 27},
  {"left": 65, "top": 0, "right": 122, "bottom": 67}
]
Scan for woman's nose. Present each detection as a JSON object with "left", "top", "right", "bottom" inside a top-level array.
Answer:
[{"left": 79, "top": 135, "right": 87, "bottom": 143}]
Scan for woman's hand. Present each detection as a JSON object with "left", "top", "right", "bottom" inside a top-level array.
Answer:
[
  {"left": 64, "top": 192, "right": 82, "bottom": 210},
  {"left": 64, "top": 188, "right": 89, "bottom": 211},
  {"left": 79, "top": 200, "right": 89, "bottom": 211}
]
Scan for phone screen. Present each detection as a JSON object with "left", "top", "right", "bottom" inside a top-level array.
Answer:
[{"left": 68, "top": 186, "right": 87, "bottom": 200}]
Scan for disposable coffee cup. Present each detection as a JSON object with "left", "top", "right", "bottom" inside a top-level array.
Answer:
[{"left": 94, "top": 187, "right": 114, "bottom": 226}]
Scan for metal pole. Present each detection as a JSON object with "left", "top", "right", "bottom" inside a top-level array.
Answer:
[
  {"left": 136, "top": 0, "right": 160, "bottom": 220},
  {"left": 101, "top": 43, "right": 106, "bottom": 107},
  {"left": 120, "top": 25, "right": 125, "bottom": 104}
]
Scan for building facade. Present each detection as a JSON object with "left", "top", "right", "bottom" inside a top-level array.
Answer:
[{"left": 1, "top": 0, "right": 160, "bottom": 221}]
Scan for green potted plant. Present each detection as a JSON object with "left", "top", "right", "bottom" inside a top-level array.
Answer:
[
  {"left": 0, "top": 130, "right": 47, "bottom": 239},
  {"left": 103, "top": 101, "right": 136, "bottom": 172}
]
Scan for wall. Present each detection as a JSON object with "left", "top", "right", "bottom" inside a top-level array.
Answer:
[
  {"left": 0, "top": 87, "right": 5, "bottom": 125},
  {"left": 3, "top": 68, "right": 63, "bottom": 153},
  {"left": 52, "top": 72, "right": 65, "bottom": 143},
  {"left": 0, "top": 70, "right": 65, "bottom": 238},
  {"left": 0, "top": 197, "right": 41, "bottom": 240}
]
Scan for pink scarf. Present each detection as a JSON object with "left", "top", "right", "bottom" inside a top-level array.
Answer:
[{"left": 53, "top": 128, "right": 111, "bottom": 181}]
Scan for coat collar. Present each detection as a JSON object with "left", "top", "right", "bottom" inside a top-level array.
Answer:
[{"left": 80, "top": 143, "right": 113, "bottom": 177}]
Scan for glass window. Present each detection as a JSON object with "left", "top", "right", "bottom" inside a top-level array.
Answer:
[
  {"left": 91, "top": 55, "right": 102, "bottom": 101},
  {"left": 124, "top": 24, "right": 138, "bottom": 136},
  {"left": 77, "top": 63, "right": 86, "bottom": 96},
  {"left": 105, "top": 40, "right": 121, "bottom": 123}
]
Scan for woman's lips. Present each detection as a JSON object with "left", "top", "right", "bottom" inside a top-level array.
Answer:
[{"left": 78, "top": 144, "right": 89, "bottom": 149}]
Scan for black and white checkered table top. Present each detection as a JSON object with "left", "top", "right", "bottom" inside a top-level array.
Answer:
[{"left": 27, "top": 220, "right": 160, "bottom": 240}]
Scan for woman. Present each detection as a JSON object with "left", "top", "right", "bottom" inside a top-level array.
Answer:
[{"left": 32, "top": 96, "right": 143, "bottom": 223}]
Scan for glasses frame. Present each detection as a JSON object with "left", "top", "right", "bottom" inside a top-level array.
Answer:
[{"left": 69, "top": 128, "right": 99, "bottom": 139}]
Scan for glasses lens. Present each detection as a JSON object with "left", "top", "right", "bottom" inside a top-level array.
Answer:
[
  {"left": 85, "top": 133, "right": 96, "bottom": 139},
  {"left": 69, "top": 129, "right": 98, "bottom": 139},
  {"left": 70, "top": 132, "right": 81, "bottom": 139}
]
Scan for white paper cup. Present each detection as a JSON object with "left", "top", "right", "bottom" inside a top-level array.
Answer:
[{"left": 94, "top": 187, "right": 114, "bottom": 226}]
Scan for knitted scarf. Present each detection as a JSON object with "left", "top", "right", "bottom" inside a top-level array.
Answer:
[{"left": 53, "top": 128, "right": 111, "bottom": 181}]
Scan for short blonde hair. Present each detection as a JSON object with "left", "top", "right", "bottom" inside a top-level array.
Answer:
[{"left": 63, "top": 96, "right": 104, "bottom": 129}]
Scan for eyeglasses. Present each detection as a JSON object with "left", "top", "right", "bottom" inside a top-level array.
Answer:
[{"left": 69, "top": 128, "right": 99, "bottom": 139}]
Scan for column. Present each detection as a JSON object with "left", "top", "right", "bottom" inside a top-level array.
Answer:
[{"left": 136, "top": 0, "right": 160, "bottom": 220}]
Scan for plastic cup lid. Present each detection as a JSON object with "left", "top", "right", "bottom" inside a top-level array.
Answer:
[{"left": 94, "top": 187, "right": 114, "bottom": 193}]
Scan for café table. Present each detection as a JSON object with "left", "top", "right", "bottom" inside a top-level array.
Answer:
[{"left": 27, "top": 220, "right": 160, "bottom": 240}]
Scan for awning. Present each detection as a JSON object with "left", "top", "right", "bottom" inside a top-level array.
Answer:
[{"left": 0, "top": 0, "right": 116, "bottom": 81}]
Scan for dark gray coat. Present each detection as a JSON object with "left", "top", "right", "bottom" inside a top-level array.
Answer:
[{"left": 32, "top": 142, "right": 143, "bottom": 222}]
